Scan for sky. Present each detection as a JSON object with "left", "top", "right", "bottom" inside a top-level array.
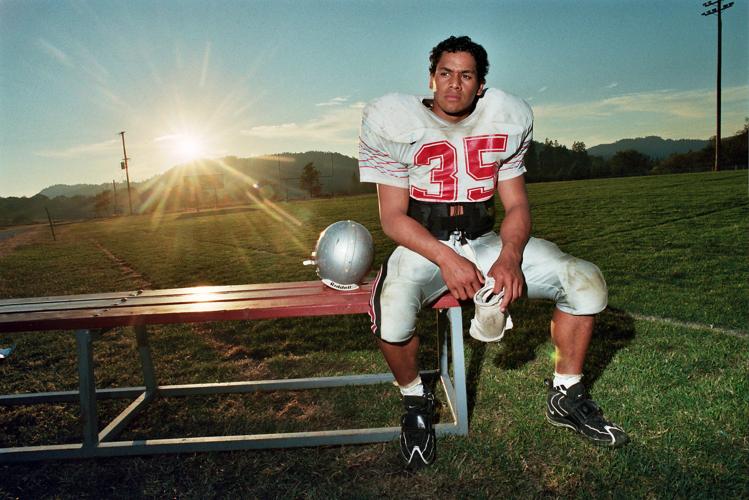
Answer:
[{"left": 1, "top": 0, "right": 747, "bottom": 198}]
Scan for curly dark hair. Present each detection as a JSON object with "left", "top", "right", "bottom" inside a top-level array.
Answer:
[{"left": 429, "top": 36, "right": 489, "bottom": 83}]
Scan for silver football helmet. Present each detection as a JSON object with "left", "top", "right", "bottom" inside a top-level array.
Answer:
[{"left": 303, "top": 220, "right": 374, "bottom": 290}]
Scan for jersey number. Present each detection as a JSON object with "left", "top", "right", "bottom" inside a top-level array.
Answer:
[{"left": 410, "top": 134, "right": 508, "bottom": 201}]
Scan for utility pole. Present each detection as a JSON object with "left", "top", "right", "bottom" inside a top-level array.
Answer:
[
  {"left": 119, "top": 131, "right": 133, "bottom": 214},
  {"left": 702, "top": 0, "right": 734, "bottom": 172}
]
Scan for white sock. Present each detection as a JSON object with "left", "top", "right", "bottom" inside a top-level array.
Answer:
[
  {"left": 553, "top": 372, "right": 582, "bottom": 390},
  {"left": 399, "top": 376, "right": 424, "bottom": 397}
]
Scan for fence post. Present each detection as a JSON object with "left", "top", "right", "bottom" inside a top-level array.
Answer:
[{"left": 44, "top": 207, "right": 56, "bottom": 241}]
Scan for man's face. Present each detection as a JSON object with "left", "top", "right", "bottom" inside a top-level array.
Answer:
[{"left": 429, "top": 51, "right": 485, "bottom": 123}]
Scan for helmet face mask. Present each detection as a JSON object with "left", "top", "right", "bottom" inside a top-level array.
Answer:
[{"left": 304, "top": 221, "right": 374, "bottom": 291}]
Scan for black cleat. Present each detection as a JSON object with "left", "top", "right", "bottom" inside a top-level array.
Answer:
[
  {"left": 399, "top": 392, "right": 436, "bottom": 468},
  {"left": 545, "top": 379, "right": 629, "bottom": 448}
]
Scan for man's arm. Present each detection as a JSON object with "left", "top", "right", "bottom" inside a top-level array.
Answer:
[
  {"left": 377, "top": 184, "right": 484, "bottom": 301},
  {"left": 487, "top": 175, "right": 531, "bottom": 311}
]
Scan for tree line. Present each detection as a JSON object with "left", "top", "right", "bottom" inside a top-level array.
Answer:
[{"left": 524, "top": 124, "right": 747, "bottom": 183}]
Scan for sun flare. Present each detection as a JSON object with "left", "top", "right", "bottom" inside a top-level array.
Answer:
[{"left": 173, "top": 133, "right": 206, "bottom": 162}]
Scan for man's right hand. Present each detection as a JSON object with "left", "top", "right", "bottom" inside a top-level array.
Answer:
[{"left": 436, "top": 248, "right": 484, "bottom": 301}]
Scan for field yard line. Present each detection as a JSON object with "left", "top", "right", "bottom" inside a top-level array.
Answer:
[{"left": 630, "top": 312, "right": 749, "bottom": 339}]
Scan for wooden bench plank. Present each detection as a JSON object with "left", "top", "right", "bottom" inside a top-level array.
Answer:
[
  {"left": 0, "top": 281, "right": 334, "bottom": 307},
  {"left": 0, "top": 298, "right": 364, "bottom": 331},
  {"left": 0, "top": 287, "right": 360, "bottom": 314},
  {"left": 0, "top": 281, "right": 458, "bottom": 333}
]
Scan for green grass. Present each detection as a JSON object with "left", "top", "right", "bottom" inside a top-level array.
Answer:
[{"left": 1, "top": 171, "right": 747, "bottom": 498}]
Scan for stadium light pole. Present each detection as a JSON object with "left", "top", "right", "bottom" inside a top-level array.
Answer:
[
  {"left": 702, "top": 0, "right": 734, "bottom": 172},
  {"left": 118, "top": 131, "right": 133, "bottom": 215}
]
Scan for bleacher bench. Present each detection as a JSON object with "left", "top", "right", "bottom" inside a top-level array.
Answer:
[{"left": 0, "top": 280, "right": 468, "bottom": 462}]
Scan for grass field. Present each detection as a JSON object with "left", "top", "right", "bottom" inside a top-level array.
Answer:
[{"left": 1, "top": 170, "right": 747, "bottom": 498}]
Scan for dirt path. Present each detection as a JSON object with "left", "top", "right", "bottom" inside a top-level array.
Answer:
[{"left": 92, "top": 240, "right": 154, "bottom": 289}]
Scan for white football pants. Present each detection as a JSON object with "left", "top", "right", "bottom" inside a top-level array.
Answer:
[{"left": 369, "top": 231, "right": 608, "bottom": 343}]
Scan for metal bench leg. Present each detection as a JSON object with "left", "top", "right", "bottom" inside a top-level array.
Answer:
[
  {"left": 447, "top": 306, "right": 468, "bottom": 435},
  {"left": 98, "top": 325, "right": 158, "bottom": 443},
  {"left": 439, "top": 309, "right": 450, "bottom": 379},
  {"left": 135, "top": 325, "right": 157, "bottom": 393},
  {"left": 75, "top": 329, "right": 99, "bottom": 453},
  {"left": 435, "top": 307, "right": 469, "bottom": 436}
]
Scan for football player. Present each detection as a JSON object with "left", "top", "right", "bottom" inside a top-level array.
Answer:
[{"left": 359, "top": 35, "right": 629, "bottom": 468}]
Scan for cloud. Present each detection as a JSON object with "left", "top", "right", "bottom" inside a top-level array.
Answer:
[
  {"left": 35, "top": 139, "right": 120, "bottom": 159},
  {"left": 538, "top": 86, "right": 548, "bottom": 93},
  {"left": 241, "top": 123, "right": 300, "bottom": 138},
  {"left": 535, "top": 85, "right": 749, "bottom": 121},
  {"left": 316, "top": 96, "right": 350, "bottom": 107},
  {"left": 240, "top": 103, "right": 364, "bottom": 144},
  {"left": 605, "top": 82, "right": 619, "bottom": 89},
  {"left": 533, "top": 85, "right": 749, "bottom": 146},
  {"left": 153, "top": 134, "right": 182, "bottom": 143}
]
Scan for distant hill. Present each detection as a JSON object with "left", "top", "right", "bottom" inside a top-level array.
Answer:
[
  {"left": 0, "top": 151, "right": 371, "bottom": 225},
  {"left": 588, "top": 136, "right": 709, "bottom": 159},
  {"left": 39, "top": 182, "right": 137, "bottom": 199},
  {"left": 143, "top": 151, "right": 368, "bottom": 200},
  {"left": 36, "top": 152, "right": 366, "bottom": 199}
]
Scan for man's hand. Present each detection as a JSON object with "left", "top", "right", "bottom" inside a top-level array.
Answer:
[
  {"left": 487, "top": 250, "right": 524, "bottom": 312},
  {"left": 436, "top": 248, "right": 485, "bottom": 301}
]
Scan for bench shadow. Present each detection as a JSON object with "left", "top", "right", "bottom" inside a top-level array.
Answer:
[
  {"left": 192, "top": 299, "right": 634, "bottom": 428},
  {"left": 463, "top": 301, "right": 636, "bottom": 423},
  {"left": 465, "top": 340, "right": 487, "bottom": 422},
  {"left": 204, "top": 307, "right": 451, "bottom": 361},
  {"left": 203, "top": 314, "right": 379, "bottom": 360}
]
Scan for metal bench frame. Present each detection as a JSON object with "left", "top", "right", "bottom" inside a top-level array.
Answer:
[{"left": 0, "top": 283, "right": 468, "bottom": 462}]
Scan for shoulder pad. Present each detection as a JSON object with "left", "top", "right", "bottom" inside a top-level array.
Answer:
[
  {"left": 478, "top": 88, "right": 533, "bottom": 129},
  {"left": 362, "top": 93, "right": 429, "bottom": 143}
]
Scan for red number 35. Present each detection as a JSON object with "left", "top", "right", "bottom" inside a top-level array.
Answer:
[{"left": 410, "top": 134, "right": 508, "bottom": 201}]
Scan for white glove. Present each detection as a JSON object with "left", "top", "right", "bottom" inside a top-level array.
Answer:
[{"left": 469, "top": 278, "right": 513, "bottom": 342}]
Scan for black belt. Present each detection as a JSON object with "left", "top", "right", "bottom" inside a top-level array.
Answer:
[{"left": 407, "top": 197, "right": 496, "bottom": 241}]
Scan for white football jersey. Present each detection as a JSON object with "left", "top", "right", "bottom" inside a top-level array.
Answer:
[{"left": 359, "top": 88, "right": 533, "bottom": 202}]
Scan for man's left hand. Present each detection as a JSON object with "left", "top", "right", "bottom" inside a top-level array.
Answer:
[{"left": 487, "top": 255, "right": 524, "bottom": 313}]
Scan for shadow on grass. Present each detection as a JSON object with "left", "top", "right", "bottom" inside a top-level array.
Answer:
[
  {"left": 211, "top": 315, "right": 378, "bottom": 360},
  {"left": 200, "top": 308, "right": 447, "bottom": 363},
  {"left": 464, "top": 301, "right": 636, "bottom": 420}
]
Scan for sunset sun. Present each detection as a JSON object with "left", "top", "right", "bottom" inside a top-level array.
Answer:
[{"left": 173, "top": 133, "right": 206, "bottom": 162}]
